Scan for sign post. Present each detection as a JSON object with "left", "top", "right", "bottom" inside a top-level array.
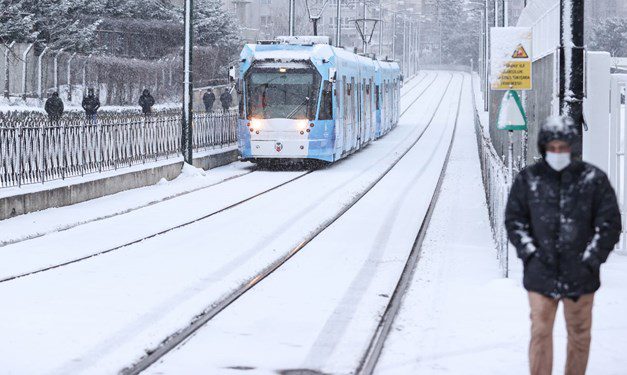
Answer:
[{"left": 491, "top": 27, "right": 532, "bottom": 278}]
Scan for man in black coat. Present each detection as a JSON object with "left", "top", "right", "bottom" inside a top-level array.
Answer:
[
  {"left": 203, "top": 89, "right": 215, "bottom": 112},
  {"left": 138, "top": 89, "right": 155, "bottom": 115},
  {"left": 44, "top": 92, "right": 64, "bottom": 121},
  {"left": 82, "top": 88, "right": 100, "bottom": 122},
  {"left": 220, "top": 88, "right": 232, "bottom": 112},
  {"left": 505, "top": 116, "right": 621, "bottom": 375}
]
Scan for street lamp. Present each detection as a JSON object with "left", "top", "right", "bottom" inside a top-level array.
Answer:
[{"left": 182, "top": 0, "right": 193, "bottom": 164}]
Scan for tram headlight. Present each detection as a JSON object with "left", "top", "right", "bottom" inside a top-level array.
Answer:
[
  {"left": 296, "top": 120, "right": 308, "bottom": 131},
  {"left": 250, "top": 119, "right": 263, "bottom": 131}
]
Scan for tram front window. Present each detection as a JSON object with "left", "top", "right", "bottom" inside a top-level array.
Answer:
[{"left": 246, "top": 68, "right": 321, "bottom": 120}]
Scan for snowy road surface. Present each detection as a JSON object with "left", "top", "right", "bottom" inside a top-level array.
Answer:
[{"left": 0, "top": 72, "right": 452, "bottom": 374}]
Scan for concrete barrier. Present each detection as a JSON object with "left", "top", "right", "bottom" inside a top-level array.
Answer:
[{"left": 0, "top": 149, "right": 239, "bottom": 220}]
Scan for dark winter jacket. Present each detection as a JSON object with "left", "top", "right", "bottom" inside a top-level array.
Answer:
[
  {"left": 45, "top": 94, "right": 64, "bottom": 119},
  {"left": 203, "top": 91, "right": 216, "bottom": 110},
  {"left": 505, "top": 160, "right": 621, "bottom": 299},
  {"left": 220, "top": 91, "right": 232, "bottom": 109},
  {"left": 82, "top": 94, "right": 100, "bottom": 115},
  {"left": 138, "top": 90, "right": 155, "bottom": 114}
]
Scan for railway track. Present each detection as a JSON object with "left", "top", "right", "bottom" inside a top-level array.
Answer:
[
  {"left": 357, "top": 74, "right": 466, "bottom": 375},
  {"left": 121, "top": 72, "right": 457, "bottom": 375},
  {"left": 0, "top": 73, "right": 440, "bottom": 285}
]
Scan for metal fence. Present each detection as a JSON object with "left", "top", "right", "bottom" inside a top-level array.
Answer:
[
  {"left": 472, "top": 76, "right": 511, "bottom": 278},
  {"left": 0, "top": 110, "right": 238, "bottom": 188}
]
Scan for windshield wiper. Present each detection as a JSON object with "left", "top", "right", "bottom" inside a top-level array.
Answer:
[{"left": 286, "top": 97, "right": 310, "bottom": 119}]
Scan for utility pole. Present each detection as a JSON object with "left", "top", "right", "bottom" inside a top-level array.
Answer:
[
  {"left": 182, "top": 0, "right": 193, "bottom": 164},
  {"left": 378, "top": 1, "right": 383, "bottom": 56},
  {"left": 402, "top": 16, "right": 407, "bottom": 76},
  {"left": 289, "top": 0, "right": 296, "bottom": 36},
  {"left": 559, "top": 0, "right": 585, "bottom": 156},
  {"left": 392, "top": 13, "right": 396, "bottom": 61},
  {"left": 484, "top": 0, "right": 490, "bottom": 111},
  {"left": 363, "top": 1, "right": 368, "bottom": 53},
  {"left": 504, "top": 0, "right": 509, "bottom": 27},
  {"left": 336, "top": 0, "right": 342, "bottom": 46}
]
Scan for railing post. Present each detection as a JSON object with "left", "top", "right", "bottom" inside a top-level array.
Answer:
[
  {"left": 97, "top": 119, "right": 102, "bottom": 173},
  {"left": 16, "top": 122, "right": 22, "bottom": 187},
  {"left": 61, "top": 119, "right": 66, "bottom": 180},
  {"left": 39, "top": 119, "right": 45, "bottom": 183}
]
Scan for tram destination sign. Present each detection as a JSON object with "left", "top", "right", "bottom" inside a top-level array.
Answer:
[{"left": 490, "top": 27, "right": 533, "bottom": 91}]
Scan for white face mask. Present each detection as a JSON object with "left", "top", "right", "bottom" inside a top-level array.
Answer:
[{"left": 545, "top": 152, "right": 571, "bottom": 171}]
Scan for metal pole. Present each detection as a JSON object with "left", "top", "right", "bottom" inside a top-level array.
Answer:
[
  {"left": 484, "top": 0, "right": 489, "bottom": 112},
  {"left": 37, "top": 47, "right": 49, "bottom": 99},
  {"left": 504, "top": 0, "right": 509, "bottom": 27},
  {"left": 494, "top": 0, "right": 499, "bottom": 27},
  {"left": 378, "top": 2, "right": 383, "bottom": 57},
  {"left": 505, "top": 129, "right": 514, "bottom": 277},
  {"left": 417, "top": 16, "right": 421, "bottom": 69},
  {"left": 4, "top": 41, "right": 15, "bottom": 98},
  {"left": 392, "top": 13, "right": 396, "bottom": 61},
  {"left": 182, "top": 0, "right": 194, "bottom": 164},
  {"left": 559, "top": 0, "right": 585, "bottom": 157},
  {"left": 363, "top": 1, "right": 368, "bottom": 53},
  {"left": 336, "top": 0, "right": 342, "bottom": 46},
  {"left": 289, "top": 0, "right": 296, "bottom": 36},
  {"left": 402, "top": 17, "right": 407, "bottom": 76},
  {"left": 21, "top": 44, "right": 34, "bottom": 99}
]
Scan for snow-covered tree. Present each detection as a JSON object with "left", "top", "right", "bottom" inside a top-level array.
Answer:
[
  {"left": 588, "top": 17, "right": 627, "bottom": 57},
  {"left": 432, "top": 0, "right": 480, "bottom": 65},
  {"left": 194, "top": 0, "right": 241, "bottom": 49}
]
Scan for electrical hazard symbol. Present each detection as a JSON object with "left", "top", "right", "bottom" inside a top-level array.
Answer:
[{"left": 512, "top": 44, "right": 529, "bottom": 59}]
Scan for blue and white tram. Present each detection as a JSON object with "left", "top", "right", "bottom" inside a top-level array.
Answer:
[{"left": 236, "top": 36, "right": 401, "bottom": 164}]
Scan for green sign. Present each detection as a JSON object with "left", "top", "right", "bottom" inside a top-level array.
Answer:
[{"left": 496, "top": 90, "right": 528, "bottom": 131}]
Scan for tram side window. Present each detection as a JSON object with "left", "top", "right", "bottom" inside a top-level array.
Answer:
[
  {"left": 375, "top": 85, "right": 380, "bottom": 110},
  {"left": 319, "top": 80, "right": 333, "bottom": 120}
]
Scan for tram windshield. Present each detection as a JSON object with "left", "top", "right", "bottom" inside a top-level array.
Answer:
[{"left": 246, "top": 65, "right": 321, "bottom": 120}]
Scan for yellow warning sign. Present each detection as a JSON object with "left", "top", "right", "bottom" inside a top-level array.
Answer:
[
  {"left": 490, "top": 27, "right": 533, "bottom": 91},
  {"left": 512, "top": 44, "right": 529, "bottom": 59},
  {"left": 493, "top": 61, "right": 532, "bottom": 90}
]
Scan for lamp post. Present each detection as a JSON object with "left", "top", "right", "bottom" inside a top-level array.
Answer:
[
  {"left": 336, "top": 0, "right": 342, "bottom": 46},
  {"left": 182, "top": 0, "right": 193, "bottom": 164}
]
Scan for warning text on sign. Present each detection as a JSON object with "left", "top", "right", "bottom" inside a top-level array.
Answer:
[{"left": 492, "top": 61, "right": 532, "bottom": 90}]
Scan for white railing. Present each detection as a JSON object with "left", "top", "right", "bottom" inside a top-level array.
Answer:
[
  {"left": 472, "top": 76, "right": 511, "bottom": 277},
  {"left": 0, "top": 111, "right": 238, "bottom": 188},
  {"left": 610, "top": 74, "right": 627, "bottom": 254}
]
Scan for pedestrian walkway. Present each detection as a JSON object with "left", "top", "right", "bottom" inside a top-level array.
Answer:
[{"left": 375, "top": 73, "right": 627, "bottom": 374}]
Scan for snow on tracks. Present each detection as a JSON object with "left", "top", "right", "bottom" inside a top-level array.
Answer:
[
  {"left": 0, "top": 72, "right": 447, "bottom": 374},
  {"left": 141, "top": 73, "right": 465, "bottom": 374}
]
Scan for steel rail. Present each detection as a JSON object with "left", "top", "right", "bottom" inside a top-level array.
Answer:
[
  {"left": 0, "top": 73, "right": 439, "bottom": 284},
  {"left": 356, "top": 73, "right": 467, "bottom": 375},
  {"left": 0, "top": 170, "right": 310, "bottom": 284},
  {"left": 120, "top": 72, "right": 456, "bottom": 375},
  {"left": 0, "top": 168, "right": 257, "bottom": 248}
]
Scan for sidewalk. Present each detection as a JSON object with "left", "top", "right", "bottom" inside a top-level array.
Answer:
[{"left": 375, "top": 74, "right": 627, "bottom": 374}]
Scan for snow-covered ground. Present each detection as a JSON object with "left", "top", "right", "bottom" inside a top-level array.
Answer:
[
  {"left": 3, "top": 70, "right": 622, "bottom": 374},
  {"left": 375, "top": 72, "right": 627, "bottom": 374},
  {"left": 145, "top": 74, "right": 464, "bottom": 374},
  {"left": 0, "top": 72, "right": 443, "bottom": 374}
]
